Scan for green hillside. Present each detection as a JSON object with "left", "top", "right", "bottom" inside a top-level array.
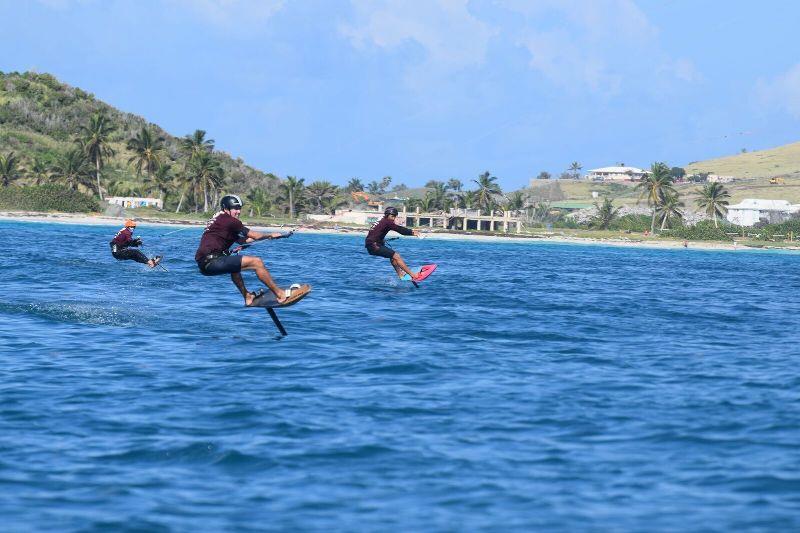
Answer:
[
  {"left": 685, "top": 141, "right": 800, "bottom": 179},
  {"left": 0, "top": 71, "right": 280, "bottom": 213}
]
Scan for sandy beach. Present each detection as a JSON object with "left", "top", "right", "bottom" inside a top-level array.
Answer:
[{"left": 0, "top": 210, "right": 791, "bottom": 252}]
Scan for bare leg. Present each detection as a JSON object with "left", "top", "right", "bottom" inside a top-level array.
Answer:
[
  {"left": 230, "top": 272, "right": 255, "bottom": 305},
  {"left": 241, "top": 256, "right": 285, "bottom": 302},
  {"left": 391, "top": 253, "right": 416, "bottom": 279}
]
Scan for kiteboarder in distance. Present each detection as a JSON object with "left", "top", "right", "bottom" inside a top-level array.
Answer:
[
  {"left": 195, "top": 195, "right": 308, "bottom": 306},
  {"left": 365, "top": 206, "right": 423, "bottom": 280},
  {"left": 109, "top": 219, "right": 163, "bottom": 269}
]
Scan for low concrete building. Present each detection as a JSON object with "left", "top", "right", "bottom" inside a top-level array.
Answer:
[
  {"left": 107, "top": 197, "right": 163, "bottom": 209},
  {"left": 307, "top": 205, "right": 523, "bottom": 233},
  {"left": 726, "top": 198, "right": 800, "bottom": 226},
  {"left": 707, "top": 174, "right": 735, "bottom": 183},
  {"left": 586, "top": 166, "right": 648, "bottom": 182}
]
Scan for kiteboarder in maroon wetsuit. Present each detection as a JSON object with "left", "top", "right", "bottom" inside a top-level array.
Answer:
[
  {"left": 109, "top": 219, "right": 162, "bottom": 268},
  {"left": 365, "top": 206, "right": 421, "bottom": 279},
  {"left": 195, "top": 194, "right": 293, "bottom": 306}
]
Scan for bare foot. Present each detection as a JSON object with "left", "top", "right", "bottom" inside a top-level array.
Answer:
[
  {"left": 245, "top": 292, "right": 256, "bottom": 306},
  {"left": 274, "top": 289, "right": 287, "bottom": 304}
]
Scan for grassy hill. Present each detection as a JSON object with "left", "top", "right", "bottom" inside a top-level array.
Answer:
[
  {"left": 0, "top": 71, "right": 281, "bottom": 211},
  {"left": 685, "top": 141, "right": 800, "bottom": 180},
  {"left": 528, "top": 174, "right": 800, "bottom": 210}
]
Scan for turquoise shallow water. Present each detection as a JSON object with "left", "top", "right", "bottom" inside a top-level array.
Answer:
[{"left": 1, "top": 219, "right": 799, "bottom": 531}]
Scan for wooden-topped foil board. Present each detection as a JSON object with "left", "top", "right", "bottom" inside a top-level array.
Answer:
[{"left": 248, "top": 284, "right": 312, "bottom": 309}]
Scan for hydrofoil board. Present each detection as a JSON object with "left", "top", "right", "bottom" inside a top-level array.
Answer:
[
  {"left": 402, "top": 264, "right": 437, "bottom": 282},
  {"left": 248, "top": 284, "right": 312, "bottom": 308}
]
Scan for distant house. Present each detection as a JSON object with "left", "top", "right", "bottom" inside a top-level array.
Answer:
[
  {"left": 586, "top": 166, "right": 648, "bottom": 182},
  {"left": 107, "top": 197, "right": 163, "bottom": 209},
  {"left": 726, "top": 198, "right": 800, "bottom": 227},
  {"left": 707, "top": 174, "right": 735, "bottom": 183}
]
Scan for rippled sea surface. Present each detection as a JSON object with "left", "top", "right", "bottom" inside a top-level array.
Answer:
[{"left": 1, "top": 219, "right": 799, "bottom": 531}]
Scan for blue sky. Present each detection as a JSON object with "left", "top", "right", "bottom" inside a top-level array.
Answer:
[{"left": 2, "top": 0, "right": 800, "bottom": 190}]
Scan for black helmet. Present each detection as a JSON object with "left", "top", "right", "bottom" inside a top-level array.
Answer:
[
  {"left": 384, "top": 206, "right": 399, "bottom": 217},
  {"left": 221, "top": 194, "right": 243, "bottom": 211}
]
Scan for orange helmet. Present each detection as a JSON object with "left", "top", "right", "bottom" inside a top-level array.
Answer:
[{"left": 124, "top": 219, "right": 137, "bottom": 228}]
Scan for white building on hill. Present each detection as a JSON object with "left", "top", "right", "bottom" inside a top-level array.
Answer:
[
  {"left": 586, "top": 166, "right": 648, "bottom": 181},
  {"left": 726, "top": 198, "right": 800, "bottom": 227}
]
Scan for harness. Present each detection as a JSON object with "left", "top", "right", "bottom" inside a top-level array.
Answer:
[{"left": 197, "top": 250, "right": 230, "bottom": 272}]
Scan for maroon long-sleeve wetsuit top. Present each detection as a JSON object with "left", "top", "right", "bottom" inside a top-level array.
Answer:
[
  {"left": 110, "top": 227, "right": 135, "bottom": 247},
  {"left": 195, "top": 211, "right": 250, "bottom": 262},
  {"left": 365, "top": 217, "right": 414, "bottom": 247}
]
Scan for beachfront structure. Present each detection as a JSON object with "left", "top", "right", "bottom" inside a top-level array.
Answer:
[
  {"left": 106, "top": 196, "right": 163, "bottom": 209},
  {"left": 307, "top": 205, "right": 523, "bottom": 233},
  {"left": 707, "top": 174, "right": 735, "bottom": 183},
  {"left": 726, "top": 198, "right": 800, "bottom": 227},
  {"left": 586, "top": 166, "right": 648, "bottom": 182}
]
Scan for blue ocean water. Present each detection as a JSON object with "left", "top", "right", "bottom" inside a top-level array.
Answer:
[{"left": 1, "top": 219, "right": 799, "bottom": 531}]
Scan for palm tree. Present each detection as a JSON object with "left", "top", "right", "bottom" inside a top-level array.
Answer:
[
  {"left": 51, "top": 148, "right": 93, "bottom": 191},
  {"left": 189, "top": 151, "right": 224, "bottom": 212},
  {"left": 345, "top": 178, "right": 364, "bottom": 192},
  {"left": 507, "top": 191, "right": 525, "bottom": 214},
  {"left": 635, "top": 162, "right": 675, "bottom": 233},
  {"left": 282, "top": 176, "right": 305, "bottom": 218},
  {"left": 590, "top": 197, "right": 620, "bottom": 229},
  {"left": 305, "top": 180, "right": 338, "bottom": 213},
  {"left": 127, "top": 127, "right": 165, "bottom": 185},
  {"left": 403, "top": 197, "right": 421, "bottom": 212},
  {"left": 321, "top": 191, "right": 348, "bottom": 214},
  {"left": 78, "top": 112, "right": 116, "bottom": 199},
  {"left": 656, "top": 191, "right": 684, "bottom": 230},
  {"left": 696, "top": 182, "right": 731, "bottom": 228},
  {"left": 247, "top": 187, "right": 272, "bottom": 217},
  {"left": 0, "top": 152, "right": 21, "bottom": 186},
  {"left": 460, "top": 190, "right": 478, "bottom": 209},
  {"left": 568, "top": 161, "right": 582, "bottom": 179},
  {"left": 447, "top": 178, "right": 463, "bottom": 192},
  {"left": 473, "top": 171, "right": 502, "bottom": 214},
  {"left": 173, "top": 172, "right": 191, "bottom": 213},
  {"left": 180, "top": 129, "right": 214, "bottom": 159},
  {"left": 429, "top": 182, "right": 447, "bottom": 210},
  {"left": 420, "top": 193, "right": 435, "bottom": 212},
  {"left": 28, "top": 155, "right": 50, "bottom": 185},
  {"left": 145, "top": 163, "right": 172, "bottom": 205}
]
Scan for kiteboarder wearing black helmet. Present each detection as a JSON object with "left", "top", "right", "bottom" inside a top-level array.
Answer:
[
  {"left": 365, "top": 206, "right": 421, "bottom": 279},
  {"left": 195, "top": 194, "right": 290, "bottom": 305}
]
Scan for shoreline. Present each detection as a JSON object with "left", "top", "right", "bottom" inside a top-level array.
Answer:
[{"left": 2, "top": 210, "right": 797, "bottom": 253}]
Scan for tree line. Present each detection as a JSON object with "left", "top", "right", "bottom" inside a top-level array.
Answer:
[
  {"left": 589, "top": 162, "right": 731, "bottom": 231},
  {"left": 0, "top": 114, "right": 524, "bottom": 218}
]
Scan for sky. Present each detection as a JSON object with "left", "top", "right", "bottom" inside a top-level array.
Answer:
[{"left": 2, "top": 0, "right": 800, "bottom": 190}]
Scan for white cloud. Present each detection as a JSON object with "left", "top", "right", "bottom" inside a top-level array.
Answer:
[
  {"left": 340, "top": 0, "right": 493, "bottom": 71},
  {"left": 758, "top": 63, "right": 800, "bottom": 118},
  {"left": 510, "top": 0, "right": 658, "bottom": 93},
  {"left": 35, "top": 0, "right": 94, "bottom": 8},
  {"left": 168, "top": 0, "right": 285, "bottom": 29},
  {"left": 341, "top": 0, "right": 699, "bottom": 96},
  {"left": 658, "top": 58, "right": 702, "bottom": 84}
]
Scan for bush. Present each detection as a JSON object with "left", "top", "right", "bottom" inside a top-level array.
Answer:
[
  {"left": 664, "top": 220, "right": 732, "bottom": 241},
  {"left": 609, "top": 214, "right": 651, "bottom": 232},
  {"left": 0, "top": 185, "right": 99, "bottom": 212},
  {"left": 748, "top": 218, "right": 800, "bottom": 241}
]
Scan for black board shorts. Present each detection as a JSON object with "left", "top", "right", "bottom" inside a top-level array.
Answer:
[
  {"left": 366, "top": 242, "right": 396, "bottom": 259},
  {"left": 198, "top": 254, "right": 243, "bottom": 276}
]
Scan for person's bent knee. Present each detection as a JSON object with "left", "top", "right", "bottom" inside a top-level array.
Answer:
[{"left": 242, "top": 256, "right": 264, "bottom": 268}]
